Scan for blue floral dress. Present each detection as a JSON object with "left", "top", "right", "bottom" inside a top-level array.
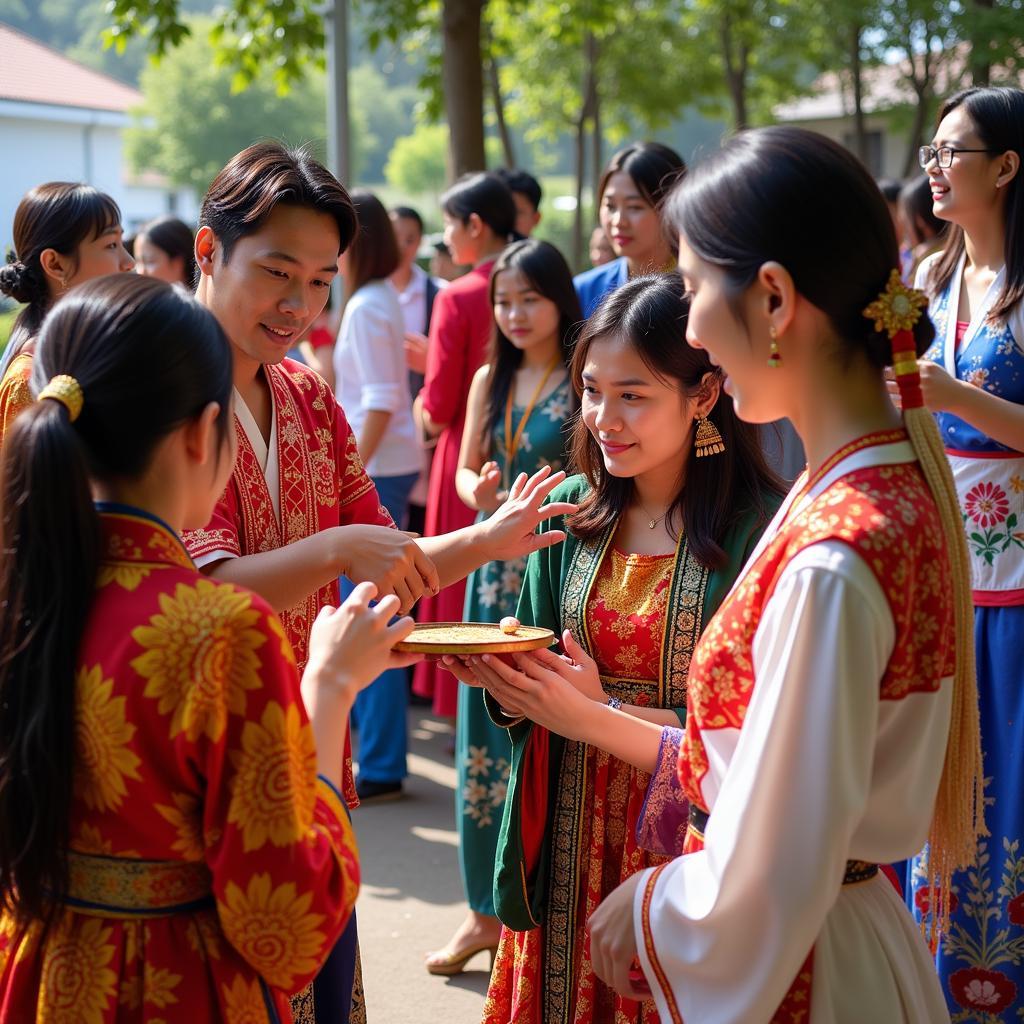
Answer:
[
  {"left": 911, "top": 252, "right": 1024, "bottom": 1022},
  {"left": 457, "top": 377, "right": 571, "bottom": 915}
]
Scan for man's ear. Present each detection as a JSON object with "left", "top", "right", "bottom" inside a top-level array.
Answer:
[{"left": 195, "top": 226, "right": 218, "bottom": 278}]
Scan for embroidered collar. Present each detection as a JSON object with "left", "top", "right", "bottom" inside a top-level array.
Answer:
[{"left": 95, "top": 502, "right": 194, "bottom": 570}]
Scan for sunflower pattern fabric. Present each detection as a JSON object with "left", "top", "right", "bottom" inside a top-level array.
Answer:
[{"left": 0, "top": 508, "right": 360, "bottom": 1023}]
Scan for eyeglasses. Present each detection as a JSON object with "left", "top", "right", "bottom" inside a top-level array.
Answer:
[{"left": 918, "top": 145, "right": 997, "bottom": 169}]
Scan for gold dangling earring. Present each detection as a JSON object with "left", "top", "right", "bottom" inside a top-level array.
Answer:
[
  {"left": 767, "top": 324, "right": 782, "bottom": 368},
  {"left": 694, "top": 416, "right": 725, "bottom": 458}
]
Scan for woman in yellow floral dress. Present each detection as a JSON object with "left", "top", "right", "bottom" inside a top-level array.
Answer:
[{"left": 0, "top": 274, "right": 418, "bottom": 1022}]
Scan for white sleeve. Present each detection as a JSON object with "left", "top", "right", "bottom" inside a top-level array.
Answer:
[
  {"left": 345, "top": 297, "right": 404, "bottom": 414},
  {"left": 633, "top": 542, "right": 894, "bottom": 1024}
]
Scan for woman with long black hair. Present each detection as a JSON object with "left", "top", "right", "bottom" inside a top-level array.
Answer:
[{"left": 0, "top": 274, "right": 415, "bottom": 1020}]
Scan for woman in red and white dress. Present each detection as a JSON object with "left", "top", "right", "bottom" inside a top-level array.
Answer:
[{"left": 469, "top": 127, "right": 984, "bottom": 1023}]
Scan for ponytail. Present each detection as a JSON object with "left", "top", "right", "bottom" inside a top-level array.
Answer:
[
  {"left": 904, "top": 399, "right": 984, "bottom": 938},
  {"left": 0, "top": 401, "right": 100, "bottom": 923},
  {"left": 0, "top": 273, "right": 232, "bottom": 923}
]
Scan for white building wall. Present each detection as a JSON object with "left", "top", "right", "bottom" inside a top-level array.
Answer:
[{"left": 0, "top": 103, "right": 198, "bottom": 255}]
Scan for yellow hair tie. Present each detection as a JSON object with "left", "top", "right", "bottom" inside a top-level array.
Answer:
[{"left": 38, "top": 375, "right": 84, "bottom": 423}]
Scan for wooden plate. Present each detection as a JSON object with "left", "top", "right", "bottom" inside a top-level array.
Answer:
[{"left": 393, "top": 621, "right": 556, "bottom": 655}]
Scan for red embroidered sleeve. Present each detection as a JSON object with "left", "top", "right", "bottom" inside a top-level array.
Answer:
[{"left": 182, "top": 480, "right": 242, "bottom": 561}]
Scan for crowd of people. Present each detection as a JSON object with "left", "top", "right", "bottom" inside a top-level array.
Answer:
[{"left": 0, "top": 82, "right": 1020, "bottom": 1024}]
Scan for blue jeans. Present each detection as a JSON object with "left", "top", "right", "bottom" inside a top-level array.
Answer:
[{"left": 344, "top": 470, "right": 418, "bottom": 784}]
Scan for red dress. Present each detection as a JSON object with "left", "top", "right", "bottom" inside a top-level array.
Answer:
[
  {"left": 484, "top": 547, "right": 674, "bottom": 1023},
  {"left": 0, "top": 509, "right": 360, "bottom": 1023},
  {"left": 412, "top": 260, "right": 496, "bottom": 716}
]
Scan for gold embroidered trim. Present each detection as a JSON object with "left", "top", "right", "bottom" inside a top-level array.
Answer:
[{"left": 62, "top": 851, "right": 211, "bottom": 918}]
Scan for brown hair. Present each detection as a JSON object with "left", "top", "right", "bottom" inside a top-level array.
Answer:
[
  {"left": 199, "top": 141, "right": 357, "bottom": 262},
  {"left": 0, "top": 183, "right": 121, "bottom": 354},
  {"left": 567, "top": 273, "right": 783, "bottom": 568},
  {"left": 347, "top": 191, "right": 400, "bottom": 294}
]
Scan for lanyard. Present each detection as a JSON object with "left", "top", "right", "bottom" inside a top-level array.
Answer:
[{"left": 503, "top": 355, "right": 562, "bottom": 487}]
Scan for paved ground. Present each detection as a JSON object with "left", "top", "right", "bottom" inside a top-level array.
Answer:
[{"left": 352, "top": 709, "right": 491, "bottom": 1024}]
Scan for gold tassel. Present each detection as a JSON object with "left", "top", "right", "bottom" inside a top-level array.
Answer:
[{"left": 694, "top": 416, "right": 725, "bottom": 458}]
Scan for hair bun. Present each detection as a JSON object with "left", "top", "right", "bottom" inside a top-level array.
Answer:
[{"left": 0, "top": 254, "right": 38, "bottom": 305}]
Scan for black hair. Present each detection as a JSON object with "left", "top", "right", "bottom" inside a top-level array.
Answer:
[
  {"left": 926, "top": 86, "right": 1024, "bottom": 320},
  {"left": 391, "top": 206, "right": 424, "bottom": 233},
  {"left": 199, "top": 141, "right": 357, "bottom": 263},
  {"left": 0, "top": 273, "right": 232, "bottom": 925},
  {"left": 877, "top": 178, "right": 903, "bottom": 205},
  {"left": 484, "top": 239, "right": 582, "bottom": 441},
  {"left": 568, "top": 273, "right": 783, "bottom": 567},
  {"left": 900, "top": 176, "right": 946, "bottom": 246},
  {"left": 138, "top": 215, "right": 197, "bottom": 289},
  {"left": 0, "top": 183, "right": 121, "bottom": 355},
  {"left": 440, "top": 173, "right": 518, "bottom": 242},
  {"left": 667, "top": 126, "right": 935, "bottom": 367},
  {"left": 597, "top": 142, "right": 687, "bottom": 257},
  {"left": 495, "top": 168, "right": 543, "bottom": 211}
]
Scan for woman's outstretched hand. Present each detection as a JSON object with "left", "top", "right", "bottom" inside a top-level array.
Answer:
[{"left": 478, "top": 466, "right": 577, "bottom": 562}]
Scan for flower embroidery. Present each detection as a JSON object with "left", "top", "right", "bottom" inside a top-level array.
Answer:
[
  {"left": 228, "top": 701, "right": 317, "bottom": 851},
  {"left": 964, "top": 482, "right": 1010, "bottom": 528},
  {"left": 132, "top": 580, "right": 266, "bottom": 743},
  {"left": 1011, "top": 474, "right": 1024, "bottom": 495},
  {"left": 96, "top": 564, "right": 151, "bottom": 592},
  {"left": 465, "top": 745, "right": 494, "bottom": 777},
  {"left": 476, "top": 580, "right": 500, "bottom": 608},
  {"left": 143, "top": 963, "right": 181, "bottom": 1008},
  {"left": 221, "top": 975, "right": 268, "bottom": 1022},
  {"left": 39, "top": 916, "right": 118, "bottom": 1024},
  {"left": 74, "top": 666, "right": 142, "bottom": 812},
  {"left": 965, "top": 367, "right": 991, "bottom": 389},
  {"left": 218, "top": 873, "right": 327, "bottom": 990},
  {"left": 155, "top": 792, "right": 204, "bottom": 860},
  {"left": 949, "top": 967, "right": 1017, "bottom": 1014}
]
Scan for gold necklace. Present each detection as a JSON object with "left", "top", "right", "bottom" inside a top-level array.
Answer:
[{"left": 636, "top": 499, "right": 669, "bottom": 530}]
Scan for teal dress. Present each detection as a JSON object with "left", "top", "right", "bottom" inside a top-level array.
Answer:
[{"left": 457, "top": 377, "right": 572, "bottom": 915}]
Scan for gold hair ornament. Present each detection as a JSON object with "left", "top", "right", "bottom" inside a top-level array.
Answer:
[{"left": 38, "top": 375, "right": 84, "bottom": 422}]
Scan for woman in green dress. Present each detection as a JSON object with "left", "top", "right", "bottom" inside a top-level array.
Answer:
[
  {"left": 425, "top": 239, "right": 582, "bottom": 975},
  {"left": 446, "top": 272, "right": 785, "bottom": 1022}
]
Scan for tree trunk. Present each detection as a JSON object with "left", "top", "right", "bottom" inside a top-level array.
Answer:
[
  {"left": 901, "top": 39, "right": 933, "bottom": 177},
  {"left": 442, "top": 0, "right": 486, "bottom": 177},
  {"left": 850, "top": 21, "right": 868, "bottom": 165},
  {"left": 970, "top": 0, "right": 994, "bottom": 86},
  {"left": 573, "top": 31, "right": 599, "bottom": 270},
  {"left": 591, "top": 87, "right": 603, "bottom": 219},
  {"left": 488, "top": 57, "right": 515, "bottom": 168},
  {"left": 720, "top": 11, "right": 749, "bottom": 131}
]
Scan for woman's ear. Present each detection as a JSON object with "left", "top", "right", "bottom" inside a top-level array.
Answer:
[
  {"left": 38, "top": 248, "right": 73, "bottom": 290},
  {"left": 694, "top": 370, "right": 722, "bottom": 420},
  {"left": 996, "top": 149, "right": 1020, "bottom": 190},
  {"left": 467, "top": 212, "right": 485, "bottom": 240},
  {"left": 182, "top": 401, "right": 223, "bottom": 467},
  {"left": 756, "top": 261, "right": 797, "bottom": 338}
]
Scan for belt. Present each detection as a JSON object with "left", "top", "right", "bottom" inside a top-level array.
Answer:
[
  {"left": 687, "top": 805, "right": 879, "bottom": 886},
  {"left": 59, "top": 850, "right": 214, "bottom": 919}
]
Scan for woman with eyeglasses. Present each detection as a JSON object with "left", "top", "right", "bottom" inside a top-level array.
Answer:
[{"left": 901, "top": 86, "right": 1024, "bottom": 1020}]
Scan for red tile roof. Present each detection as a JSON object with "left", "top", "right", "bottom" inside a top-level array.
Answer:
[{"left": 0, "top": 22, "right": 142, "bottom": 113}]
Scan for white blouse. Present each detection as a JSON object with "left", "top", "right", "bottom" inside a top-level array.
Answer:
[{"left": 333, "top": 280, "right": 421, "bottom": 478}]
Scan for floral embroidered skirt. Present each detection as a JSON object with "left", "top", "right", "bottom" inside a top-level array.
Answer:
[
  {"left": 456, "top": 553, "right": 523, "bottom": 915},
  {"left": 911, "top": 604, "right": 1024, "bottom": 1022}
]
